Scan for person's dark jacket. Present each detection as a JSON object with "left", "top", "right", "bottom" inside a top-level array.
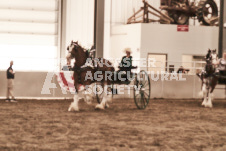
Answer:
[
  {"left": 7, "top": 66, "right": 14, "bottom": 79},
  {"left": 120, "top": 56, "right": 132, "bottom": 68}
]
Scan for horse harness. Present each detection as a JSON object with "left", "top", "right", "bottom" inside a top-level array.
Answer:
[{"left": 73, "top": 49, "right": 98, "bottom": 84}]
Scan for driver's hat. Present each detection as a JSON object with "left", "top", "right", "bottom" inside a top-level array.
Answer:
[{"left": 124, "top": 48, "right": 132, "bottom": 54}]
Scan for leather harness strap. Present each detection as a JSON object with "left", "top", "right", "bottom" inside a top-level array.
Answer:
[{"left": 73, "top": 59, "right": 98, "bottom": 84}]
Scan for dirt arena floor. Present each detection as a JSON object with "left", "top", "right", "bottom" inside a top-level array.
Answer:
[{"left": 0, "top": 98, "right": 226, "bottom": 151}]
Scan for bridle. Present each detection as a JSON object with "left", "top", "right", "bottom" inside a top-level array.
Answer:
[
  {"left": 67, "top": 42, "right": 79, "bottom": 59},
  {"left": 67, "top": 42, "right": 95, "bottom": 60},
  {"left": 66, "top": 42, "right": 96, "bottom": 84},
  {"left": 204, "top": 50, "right": 218, "bottom": 77}
]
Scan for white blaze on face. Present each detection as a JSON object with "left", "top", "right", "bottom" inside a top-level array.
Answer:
[
  {"left": 68, "top": 44, "right": 75, "bottom": 53},
  {"left": 66, "top": 53, "right": 72, "bottom": 64},
  {"left": 211, "top": 53, "right": 218, "bottom": 64},
  {"left": 66, "top": 44, "right": 75, "bottom": 63}
]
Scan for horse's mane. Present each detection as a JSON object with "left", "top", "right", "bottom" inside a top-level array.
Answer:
[{"left": 73, "top": 42, "right": 86, "bottom": 50}]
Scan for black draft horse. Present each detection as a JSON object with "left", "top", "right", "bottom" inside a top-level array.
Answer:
[{"left": 197, "top": 49, "right": 218, "bottom": 108}]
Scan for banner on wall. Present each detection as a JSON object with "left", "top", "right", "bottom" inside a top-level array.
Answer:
[{"left": 56, "top": 72, "right": 84, "bottom": 93}]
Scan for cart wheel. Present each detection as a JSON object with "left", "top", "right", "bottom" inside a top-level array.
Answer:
[
  {"left": 172, "top": 13, "right": 189, "bottom": 25},
  {"left": 169, "top": 0, "right": 189, "bottom": 25},
  {"left": 95, "top": 84, "right": 104, "bottom": 104},
  {"left": 134, "top": 70, "right": 151, "bottom": 109},
  {"left": 197, "top": 0, "right": 218, "bottom": 25}
]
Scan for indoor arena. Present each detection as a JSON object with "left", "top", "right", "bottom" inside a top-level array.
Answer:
[{"left": 0, "top": 0, "right": 226, "bottom": 150}]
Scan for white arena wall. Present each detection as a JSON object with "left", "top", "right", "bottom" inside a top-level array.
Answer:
[
  {"left": 140, "top": 24, "right": 219, "bottom": 62},
  {"left": 110, "top": 23, "right": 219, "bottom": 71},
  {"left": 1, "top": 71, "right": 226, "bottom": 99},
  {"left": 0, "top": 1, "right": 223, "bottom": 100}
]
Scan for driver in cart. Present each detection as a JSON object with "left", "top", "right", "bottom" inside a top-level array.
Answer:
[
  {"left": 119, "top": 48, "right": 133, "bottom": 72},
  {"left": 214, "top": 52, "right": 226, "bottom": 76},
  {"left": 117, "top": 48, "right": 137, "bottom": 81}
]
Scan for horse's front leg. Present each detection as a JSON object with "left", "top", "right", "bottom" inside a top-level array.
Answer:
[
  {"left": 205, "top": 86, "right": 216, "bottom": 108},
  {"left": 204, "top": 89, "right": 213, "bottom": 108},
  {"left": 68, "top": 93, "right": 80, "bottom": 111},
  {"left": 104, "top": 85, "right": 113, "bottom": 108},
  {"left": 95, "top": 84, "right": 112, "bottom": 110},
  {"left": 204, "top": 77, "right": 217, "bottom": 108},
  {"left": 68, "top": 83, "right": 81, "bottom": 111},
  {"left": 201, "top": 82, "right": 208, "bottom": 106},
  {"left": 206, "top": 91, "right": 213, "bottom": 108}
]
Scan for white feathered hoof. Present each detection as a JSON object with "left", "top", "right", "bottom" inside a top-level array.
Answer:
[
  {"left": 84, "top": 98, "right": 92, "bottom": 105},
  {"left": 204, "top": 102, "right": 213, "bottom": 108},
  {"left": 201, "top": 100, "right": 206, "bottom": 106},
  {"left": 84, "top": 95, "right": 93, "bottom": 105},
  {"left": 201, "top": 102, "right": 205, "bottom": 106},
  {"left": 105, "top": 103, "right": 110, "bottom": 109},
  {"left": 68, "top": 102, "right": 79, "bottom": 112},
  {"left": 205, "top": 97, "right": 213, "bottom": 108},
  {"left": 86, "top": 101, "right": 92, "bottom": 105},
  {"left": 95, "top": 104, "right": 105, "bottom": 110}
]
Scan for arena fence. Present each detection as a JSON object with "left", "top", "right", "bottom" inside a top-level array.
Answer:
[
  {"left": 146, "top": 60, "right": 206, "bottom": 75},
  {"left": 1, "top": 70, "right": 226, "bottom": 100}
]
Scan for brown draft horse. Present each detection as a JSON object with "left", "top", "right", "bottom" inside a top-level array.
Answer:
[{"left": 66, "top": 41, "right": 114, "bottom": 111}]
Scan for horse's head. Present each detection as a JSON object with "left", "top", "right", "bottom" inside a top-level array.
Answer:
[
  {"left": 66, "top": 40, "right": 88, "bottom": 67},
  {"left": 205, "top": 49, "right": 218, "bottom": 64},
  {"left": 205, "top": 49, "right": 218, "bottom": 75},
  {"left": 211, "top": 49, "right": 218, "bottom": 64},
  {"left": 205, "top": 49, "right": 212, "bottom": 62},
  {"left": 67, "top": 40, "right": 79, "bottom": 58}
]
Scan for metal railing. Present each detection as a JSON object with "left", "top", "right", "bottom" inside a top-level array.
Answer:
[{"left": 147, "top": 60, "right": 206, "bottom": 75}]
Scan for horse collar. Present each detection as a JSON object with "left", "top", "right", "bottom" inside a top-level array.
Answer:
[
  {"left": 73, "top": 65, "right": 81, "bottom": 71},
  {"left": 73, "top": 65, "right": 82, "bottom": 83}
]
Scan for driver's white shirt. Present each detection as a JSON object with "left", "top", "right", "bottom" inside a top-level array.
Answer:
[{"left": 219, "top": 58, "right": 226, "bottom": 70}]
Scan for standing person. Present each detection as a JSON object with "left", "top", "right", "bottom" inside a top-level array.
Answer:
[
  {"left": 117, "top": 48, "right": 135, "bottom": 81},
  {"left": 6, "top": 61, "right": 17, "bottom": 102},
  {"left": 177, "top": 66, "right": 190, "bottom": 74}
]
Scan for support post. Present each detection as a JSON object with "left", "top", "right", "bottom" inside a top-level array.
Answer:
[
  {"left": 219, "top": 0, "right": 224, "bottom": 58},
  {"left": 94, "top": 0, "right": 105, "bottom": 58}
]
